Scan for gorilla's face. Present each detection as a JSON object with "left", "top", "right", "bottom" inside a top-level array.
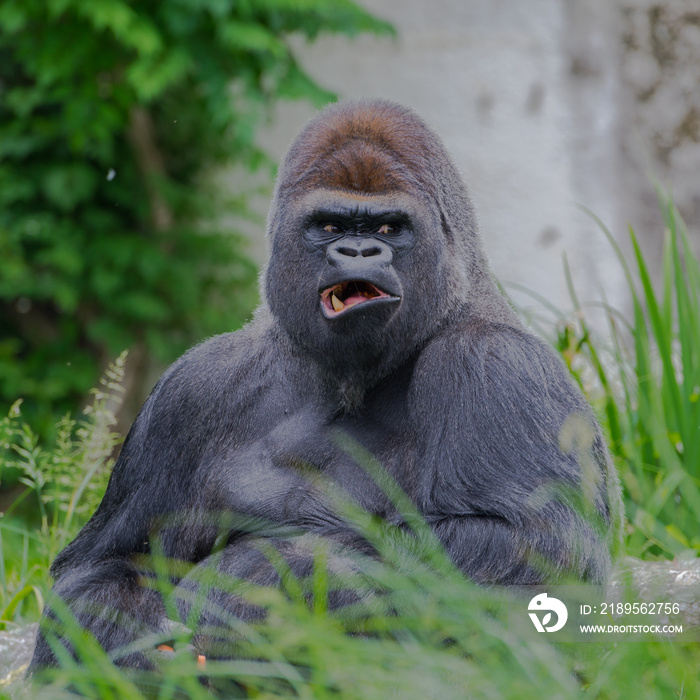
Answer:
[
  {"left": 305, "top": 191, "right": 415, "bottom": 320},
  {"left": 260, "top": 99, "right": 495, "bottom": 388},
  {"left": 265, "top": 187, "right": 450, "bottom": 378}
]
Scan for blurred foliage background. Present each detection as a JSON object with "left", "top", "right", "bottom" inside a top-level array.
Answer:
[{"left": 0, "top": 0, "right": 392, "bottom": 442}]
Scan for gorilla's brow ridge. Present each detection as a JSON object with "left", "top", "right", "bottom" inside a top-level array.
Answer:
[{"left": 306, "top": 204, "right": 411, "bottom": 228}]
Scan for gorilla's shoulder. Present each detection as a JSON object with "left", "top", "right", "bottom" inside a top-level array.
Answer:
[
  {"left": 417, "top": 317, "right": 576, "bottom": 394},
  {"left": 410, "top": 318, "right": 593, "bottom": 442},
  {"left": 424, "top": 317, "right": 547, "bottom": 357},
  {"left": 148, "top": 316, "right": 285, "bottom": 408},
  {"left": 177, "top": 320, "right": 272, "bottom": 371}
]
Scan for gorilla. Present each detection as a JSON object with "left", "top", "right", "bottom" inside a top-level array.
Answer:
[{"left": 31, "top": 99, "right": 621, "bottom": 670}]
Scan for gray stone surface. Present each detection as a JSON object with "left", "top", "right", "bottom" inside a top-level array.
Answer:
[
  {"left": 0, "top": 623, "right": 36, "bottom": 693},
  {"left": 607, "top": 556, "right": 700, "bottom": 628},
  {"left": 619, "top": 0, "right": 700, "bottom": 257}
]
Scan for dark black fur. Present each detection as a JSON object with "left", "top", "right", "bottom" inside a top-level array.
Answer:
[{"left": 31, "top": 100, "right": 621, "bottom": 670}]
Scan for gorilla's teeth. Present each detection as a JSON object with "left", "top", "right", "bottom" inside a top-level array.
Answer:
[{"left": 331, "top": 294, "right": 345, "bottom": 312}]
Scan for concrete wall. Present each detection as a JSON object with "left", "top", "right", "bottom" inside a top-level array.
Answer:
[
  {"left": 240, "top": 0, "right": 700, "bottom": 326},
  {"left": 619, "top": 1, "right": 700, "bottom": 255}
]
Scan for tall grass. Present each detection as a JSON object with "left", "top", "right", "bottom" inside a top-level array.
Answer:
[
  {"left": 13, "top": 495, "right": 700, "bottom": 700},
  {"left": 31, "top": 537, "right": 590, "bottom": 700},
  {"left": 556, "top": 193, "right": 700, "bottom": 559}
]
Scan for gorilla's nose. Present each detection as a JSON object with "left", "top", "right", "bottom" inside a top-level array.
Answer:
[{"left": 327, "top": 238, "right": 393, "bottom": 267}]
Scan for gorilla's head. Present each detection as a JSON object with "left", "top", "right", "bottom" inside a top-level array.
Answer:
[{"left": 264, "top": 100, "right": 516, "bottom": 394}]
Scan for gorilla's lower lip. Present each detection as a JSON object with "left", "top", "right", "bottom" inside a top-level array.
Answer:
[{"left": 320, "top": 280, "right": 399, "bottom": 318}]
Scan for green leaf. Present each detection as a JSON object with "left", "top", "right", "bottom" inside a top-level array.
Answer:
[
  {"left": 218, "top": 21, "right": 286, "bottom": 57},
  {"left": 41, "top": 164, "right": 98, "bottom": 211},
  {"left": 74, "top": 0, "right": 162, "bottom": 54},
  {"left": 126, "top": 48, "right": 193, "bottom": 102},
  {"left": 0, "top": 1, "right": 27, "bottom": 33}
]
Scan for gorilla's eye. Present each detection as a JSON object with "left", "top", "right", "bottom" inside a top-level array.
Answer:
[
  {"left": 323, "top": 224, "right": 340, "bottom": 234},
  {"left": 377, "top": 223, "right": 396, "bottom": 235}
]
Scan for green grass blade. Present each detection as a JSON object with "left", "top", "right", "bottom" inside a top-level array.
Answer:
[{"left": 629, "top": 227, "right": 685, "bottom": 436}]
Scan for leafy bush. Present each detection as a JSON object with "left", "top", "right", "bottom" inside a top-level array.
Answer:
[
  {"left": 0, "top": 0, "right": 392, "bottom": 435},
  {"left": 0, "top": 352, "right": 128, "bottom": 626}
]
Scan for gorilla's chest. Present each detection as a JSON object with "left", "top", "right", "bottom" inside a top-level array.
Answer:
[
  {"left": 210, "top": 380, "right": 419, "bottom": 519},
  {"left": 273, "top": 403, "right": 417, "bottom": 513},
  {"left": 321, "top": 408, "right": 419, "bottom": 510}
]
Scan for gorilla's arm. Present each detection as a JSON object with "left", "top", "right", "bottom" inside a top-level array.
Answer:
[
  {"left": 33, "top": 329, "right": 309, "bottom": 668},
  {"left": 51, "top": 327, "right": 301, "bottom": 574},
  {"left": 411, "top": 322, "right": 619, "bottom": 584},
  {"left": 32, "top": 355, "right": 216, "bottom": 669},
  {"left": 52, "top": 362, "right": 217, "bottom": 577}
]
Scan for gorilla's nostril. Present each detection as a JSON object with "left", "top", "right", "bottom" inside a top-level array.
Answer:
[
  {"left": 361, "top": 246, "right": 381, "bottom": 257},
  {"left": 337, "top": 246, "right": 359, "bottom": 257}
]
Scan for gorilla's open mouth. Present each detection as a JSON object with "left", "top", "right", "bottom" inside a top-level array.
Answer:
[{"left": 320, "top": 280, "right": 396, "bottom": 317}]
